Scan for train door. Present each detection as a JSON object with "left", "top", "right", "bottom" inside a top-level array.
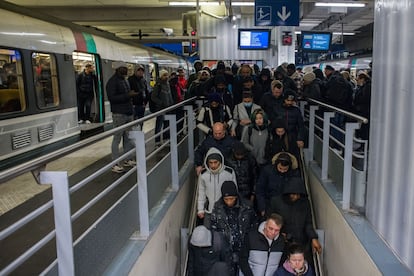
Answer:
[{"left": 72, "top": 52, "right": 104, "bottom": 123}]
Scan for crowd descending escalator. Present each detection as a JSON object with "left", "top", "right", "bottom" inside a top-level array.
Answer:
[{"left": 183, "top": 147, "right": 323, "bottom": 276}]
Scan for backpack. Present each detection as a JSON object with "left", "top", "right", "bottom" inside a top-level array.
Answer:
[
  {"left": 148, "top": 83, "right": 160, "bottom": 113},
  {"left": 325, "top": 75, "right": 352, "bottom": 106}
]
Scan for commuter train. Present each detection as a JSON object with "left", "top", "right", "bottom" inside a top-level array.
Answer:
[
  {"left": 303, "top": 55, "right": 372, "bottom": 77},
  {"left": 0, "top": 7, "right": 190, "bottom": 165}
]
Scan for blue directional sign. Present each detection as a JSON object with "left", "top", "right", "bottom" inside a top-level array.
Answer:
[{"left": 255, "top": 0, "right": 299, "bottom": 26}]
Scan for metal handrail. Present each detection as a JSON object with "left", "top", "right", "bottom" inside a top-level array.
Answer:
[
  {"left": 300, "top": 149, "right": 323, "bottom": 276},
  {"left": 0, "top": 97, "right": 197, "bottom": 184},
  {"left": 306, "top": 98, "right": 369, "bottom": 124}
]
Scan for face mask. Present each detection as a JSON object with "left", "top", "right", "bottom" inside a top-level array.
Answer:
[{"left": 244, "top": 102, "right": 252, "bottom": 108}]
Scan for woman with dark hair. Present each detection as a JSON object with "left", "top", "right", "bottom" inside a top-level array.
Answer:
[{"left": 274, "top": 243, "right": 315, "bottom": 276}]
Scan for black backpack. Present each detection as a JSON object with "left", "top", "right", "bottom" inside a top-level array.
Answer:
[{"left": 148, "top": 83, "right": 160, "bottom": 113}]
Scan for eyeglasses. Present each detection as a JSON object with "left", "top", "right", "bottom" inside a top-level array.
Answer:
[{"left": 274, "top": 84, "right": 282, "bottom": 89}]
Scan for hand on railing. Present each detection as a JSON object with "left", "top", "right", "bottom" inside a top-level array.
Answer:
[
  {"left": 195, "top": 165, "right": 203, "bottom": 176},
  {"left": 312, "top": 238, "right": 322, "bottom": 254}
]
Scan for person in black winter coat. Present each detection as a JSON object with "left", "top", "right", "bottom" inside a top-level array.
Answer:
[
  {"left": 76, "top": 63, "right": 98, "bottom": 124},
  {"left": 270, "top": 177, "right": 322, "bottom": 261},
  {"left": 128, "top": 65, "right": 148, "bottom": 122},
  {"left": 274, "top": 65, "right": 297, "bottom": 94},
  {"left": 194, "top": 122, "right": 237, "bottom": 176},
  {"left": 259, "top": 80, "right": 285, "bottom": 123},
  {"left": 267, "top": 119, "right": 299, "bottom": 159},
  {"left": 226, "top": 141, "right": 257, "bottom": 202},
  {"left": 188, "top": 225, "right": 231, "bottom": 276},
  {"left": 258, "top": 68, "right": 273, "bottom": 95},
  {"left": 239, "top": 213, "right": 286, "bottom": 276},
  {"left": 211, "top": 181, "right": 257, "bottom": 275},
  {"left": 353, "top": 71, "right": 371, "bottom": 140},
  {"left": 280, "top": 90, "right": 306, "bottom": 150},
  {"left": 256, "top": 152, "right": 300, "bottom": 217},
  {"left": 301, "top": 72, "right": 321, "bottom": 100},
  {"left": 106, "top": 61, "right": 139, "bottom": 173}
]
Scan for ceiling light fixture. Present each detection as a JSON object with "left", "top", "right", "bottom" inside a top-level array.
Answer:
[
  {"left": 169, "top": 1, "right": 219, "bottom": 6},
  {"left": 315, "top": 2, "right": 366, "bottom": 8},
  {"left": 232, "top": 2, "right": 254, "bottom": 6}
]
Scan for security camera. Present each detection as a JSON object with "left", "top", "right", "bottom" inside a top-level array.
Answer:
[{"left": 160, "top": 28, "right": 174, "bottom": 36}]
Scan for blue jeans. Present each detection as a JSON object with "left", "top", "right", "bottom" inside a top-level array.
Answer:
[
  {"left": 78, "top": 94, "right": 93, "bottom": 121},
  {"left": 154, "top": 115, "right": 166, "bottom": 143},
  {"left": 330, "top": 113, "right": 345, "bottom": 147},
  {"left": 111, "top": 113, "right": 134, "bottom": 161}
]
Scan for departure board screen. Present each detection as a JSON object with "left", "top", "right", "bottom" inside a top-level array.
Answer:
[
  {"left": 301, "top": 31, "right": 332, "bottom": 52},
  {"left": 238, "top": 29, "right": 271, "bottom": 50}
]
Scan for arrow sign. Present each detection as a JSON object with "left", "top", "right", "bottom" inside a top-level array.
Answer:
[
  {"left": 277, "top": 6, "right": 291, "bottom": 21},
  {"left": 255, "top": 0, "right": 299, "bottom": 26}
]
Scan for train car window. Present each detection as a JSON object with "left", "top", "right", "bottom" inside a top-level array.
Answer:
[
  {"left": 0, "top": 48, "right": 25, "bottom": 114},
  {"left": 31, "top": 52, "right": 59, "bottom": 108}
]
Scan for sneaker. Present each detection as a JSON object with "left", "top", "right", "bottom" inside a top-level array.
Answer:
[
  {"left": 111, "top": 164, "right": 125, "bottom": 173},
  {"left": 123, "top": 160, "right": 137, "bottom": 167},
  {"left": 85, "top": 120, "right": 91, "bottom": 124},
  {"left": 78, "top": 120, "right": 84, "bottom": 124}
]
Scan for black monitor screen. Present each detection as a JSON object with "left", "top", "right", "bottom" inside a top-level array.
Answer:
[
  {"left": 301, "top": 31, "right": 332, "bottom": 52},
  {"left": 238, "top": 29, "right": 271, "bottom": 50}
]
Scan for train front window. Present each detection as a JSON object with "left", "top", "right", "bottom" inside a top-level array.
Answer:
[
  {"left": 0, "top": 48, "right": 25, "bottom": 114},
  {"left": 31, "top": 52, "right": 59, "bottom": 108}
]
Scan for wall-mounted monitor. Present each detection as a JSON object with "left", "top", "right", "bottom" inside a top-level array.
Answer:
[
  {"left": 238, "top": 29, "right": 271, "bottom": 50},
  {"left": 301, "top": 31, "right": 332, "bottom": 52}
]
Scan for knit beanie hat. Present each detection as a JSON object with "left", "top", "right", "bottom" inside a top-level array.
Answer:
[
  {"left": 221, "top": 181, "right": 238, "bottom": 197},
  {"left": 207, "top": 153, "right": 222, "bottom": 163},
  {"left": 303, "top": 72, "right": 316, "bottom": 83},
  {"left": 208, "top": 92, "right": 222, "bottom": 104}
]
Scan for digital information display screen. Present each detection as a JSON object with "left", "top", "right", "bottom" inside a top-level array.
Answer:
[
  {"left": 302, "top": 32, "right": 331, "bottom": 51},
  {"left": 238, "top": 29, "right": 270, "bottom": 50}
]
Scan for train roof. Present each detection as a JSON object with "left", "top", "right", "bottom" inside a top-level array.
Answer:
[{"left": 0, "top": 8, "right": 187, "bottom": 67}]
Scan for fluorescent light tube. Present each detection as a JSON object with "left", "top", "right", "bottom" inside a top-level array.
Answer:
[{"left": 315, "top": 2, "right": 365, "bottom": 8}]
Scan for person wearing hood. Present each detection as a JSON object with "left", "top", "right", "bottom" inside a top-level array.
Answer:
[
  {"left": 239, "top": 213, "right": 286, "bottom": 276},
  {"left": 226, "top": 141, "right": 257, "bottom": 202},
  {"left": 258, "top": 68, "right": 273, "bottom": 95},
  {"left": 256, "top": 152, "right": 299, "bottom": 217},
  {"left": 281, "top": 90, "right": 306, "bottom": 149},
  {"left": 274, "top": 243, "right": 315, "bottom": 276},
  {"left": 211, "top": 181, "right": 257, "bottom": 275},
  {"left": 210, "top": 74, "right": 234, "bottom": 111},
  {"left": 188, "top": 225, "right": 231, "bottom": 276},
  {"left": 197, "top": 147, "right": 237, "bottom": 223},
  {"left": 196, "top": 92, "right": 233, "bottom": 135},
  {"left": 267, "top": 119, "right": 299, "bottom": 159},
  {"left": 274, "top": 65, "right": 297, "bottom": 94},
  {"left": 270, "top": 177, "right": 322, "bottom": 259},
  {"left": 241, "top": 109, "right": 271, "bottom": 168}
]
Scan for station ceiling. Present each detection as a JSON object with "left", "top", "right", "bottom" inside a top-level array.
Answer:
[{"left": 4, "top": 0, "right": 374, "bottom": 44}]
